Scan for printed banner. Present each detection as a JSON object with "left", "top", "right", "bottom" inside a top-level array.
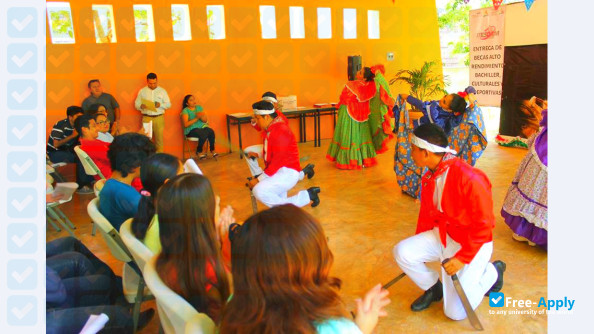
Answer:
[{"left": 469, "top": 6, "right": 505, "bottom": 107}]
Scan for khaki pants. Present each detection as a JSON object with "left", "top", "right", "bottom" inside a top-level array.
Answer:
[{"left": 142, "top": 115, "right": 164, "bottom": 152}]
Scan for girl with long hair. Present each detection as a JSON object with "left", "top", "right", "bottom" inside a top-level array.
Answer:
[
  {"left": 220, "top": 204, "right": 389, "bottom": 334},
  {"left": 181, "top": 94, "right": 217, "bottom": 159},
  {"left": 131, "top": 153, "right": 183, "bottom": 254},
  {"left": 156, "top": 173, "right": 234, "bottom": 323}
]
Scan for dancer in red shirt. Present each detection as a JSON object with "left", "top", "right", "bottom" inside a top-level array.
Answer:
[
  {"left": 246, "top": 100, "right": 320, "bottom": 207},
  {"left": 392, "top": 123, "right": 505, "bottom": 320}
]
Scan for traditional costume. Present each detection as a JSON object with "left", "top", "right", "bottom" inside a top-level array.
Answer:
[
  {"left": 246, "top": 105, "right": 314, "bottom": 208},
  {"left": 501, "top": 110, "right": 548, "bottom": 249},
  {"left": 394, "top": 95, "right": 488, "bottom": 198},
  {"left": 393, "top": 136, "right": 500, "bottom": 320},
  {"left": 326, "top": 65, "right": 395, "bottom": 169}
]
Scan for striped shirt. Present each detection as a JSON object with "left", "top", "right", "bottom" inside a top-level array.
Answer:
[{"left": 47, "top": 118, "right": 78, "bottom": 152}]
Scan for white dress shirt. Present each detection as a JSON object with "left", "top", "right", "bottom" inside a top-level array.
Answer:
[{"left": 134, "top": 86, "right": 171, "bottom": 116}]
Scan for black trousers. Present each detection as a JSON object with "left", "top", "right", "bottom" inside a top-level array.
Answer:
[{"left": 187, "top": 127, "right": 215, "bottom": 153}]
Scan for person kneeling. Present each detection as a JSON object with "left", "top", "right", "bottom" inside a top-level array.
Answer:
[
  {"left": 245, "top": 100, "right": 320, "bottom": 208},
  {"left": 392, "top": 123, "right": 505, "bottom": 320}
]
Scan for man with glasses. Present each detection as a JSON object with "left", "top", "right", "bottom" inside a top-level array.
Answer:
[{"left": 93, "top": 112, "right": 114, "bottom": 143}]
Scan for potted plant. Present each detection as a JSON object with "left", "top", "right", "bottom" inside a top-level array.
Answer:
[{"left": 389, "top": 60, "right": 449, "bottom": 110}]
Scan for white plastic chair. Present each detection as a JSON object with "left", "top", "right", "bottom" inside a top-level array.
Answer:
[
  {"left": 184, "top": 314, "right": 216, "bottom": 334},
  {"left": 94, "top": 179, "right": 106, "bottom": 197},
  {"left": 120, "top": 219, "right": 154, "bottom": 272},
  {"left": 74, "top": 145, "right": 106, "bottom": 180},
  {"left": 143, "top": 255, "right": 216, "bottom": 334},
  {"left": 87, "top": 198, "right": 153, "bottom": 332}
]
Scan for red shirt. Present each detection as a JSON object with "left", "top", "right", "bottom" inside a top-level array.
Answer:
[
  {"left": 80, "top": 138, "right": 111, "bottom": 179},
  {"left": 416, "top": 156, "right": 495, "bottom": 264},
  {"left": 80, "top": 138, "right": 143, "bottom": 191},
  {"left": 262, "top": 117, "right": 301, "bottom": 176}
]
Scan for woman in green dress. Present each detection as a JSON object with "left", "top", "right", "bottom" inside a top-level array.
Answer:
[{"left": 327, "top": 65, "right": 395, "bottom": 169}]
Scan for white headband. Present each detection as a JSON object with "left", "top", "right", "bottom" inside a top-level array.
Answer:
[
  {"left": 262, "top": 96, "right": 278, "bottom": 103},
  {"left": 411, "top": 135, "right": 457, "bottom": 155},
  {"left": 253, "top": 108, "right": 275, "bottom": 115}
]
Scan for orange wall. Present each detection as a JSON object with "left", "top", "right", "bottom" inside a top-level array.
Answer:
[{"left": 46, "top": 0, "right": 442, "bottom": 157}]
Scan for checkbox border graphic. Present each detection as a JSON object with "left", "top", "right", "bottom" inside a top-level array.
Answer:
[{"left": 489, "top": 292, "right": 505, "bottom": 307}]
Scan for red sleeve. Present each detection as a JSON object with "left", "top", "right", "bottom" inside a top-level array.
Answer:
[
  {"left": 454, "top": 174, "right": 495, "bottom": 263},
  {"left": 251, "top": 122, "right": 261, "bottom": 131},
  {"left": 82, "top": 141, "right": 112, "bottom": 179},
  {"left": 263, "top": 128, "right": 293, "bottom": 176}
]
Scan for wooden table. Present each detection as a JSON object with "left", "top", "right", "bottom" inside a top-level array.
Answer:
[{"left": 226, "top": 106, "right": 337, "bottom": 158}]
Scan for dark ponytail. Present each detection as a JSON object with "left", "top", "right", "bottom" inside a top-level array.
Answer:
[
  {"left": 449, "top": 94, "right": 467, "bottom": 114},
  {"left": 132, "top": 153, "right": 181, "bottom": 240},
  {"left": 363, "top": 67, "right": 375, "bottom": 82}
]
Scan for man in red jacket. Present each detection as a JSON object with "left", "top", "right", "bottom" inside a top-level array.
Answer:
[
  {"left": 393, "top": 123, "right": 505, "bottom": 320},
  {"left": 246, "top": 100, "right": 320, "bottom": 207}
]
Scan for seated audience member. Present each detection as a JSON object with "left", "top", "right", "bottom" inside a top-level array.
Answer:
[
  {"left": 75, "top": 113, "right": 110, "bottom": 179},
  {"left": 181, "top": 94, "right": 217, "bottom": 159},
  {"left": 47, "top": 105, "right": 94, "bottom": 194},
  {"left": 99, "top": 133, "right": 156, "bottom": 231},
  {"left": 90, "top": 105, "right": 116, "bottom": 142},
  {"left": 220, "top": 204, "right": 390, "bottom": 334},
  {"left": 46, "top": 237, "right": 124, "bottom": 306},
  {"left": 82, "top": 79, "right": 121, "bottom": 124},
  {"left": 46, "top": 237, "right": 155, "bottom": 333},
  {"left": 156, "top": 174, "right": 235, "bottom": 323},
  {"left": 131, "top": 153, "right": 183, "bottom": 254}
]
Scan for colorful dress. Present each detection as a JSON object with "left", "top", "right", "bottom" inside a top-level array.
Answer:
[
  {"left": 327, "top": 65, "right": 395, "bottom": 169},
  {"left": 501, "top": 110, "right": 548, "bottom": 249},
  {"left": 394, "top": 97, "right": 488, "bottom": 198}
]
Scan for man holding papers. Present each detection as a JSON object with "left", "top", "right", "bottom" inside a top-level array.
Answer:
[{"left": 135, "top": 72, "right": 171, "bottom": 152}]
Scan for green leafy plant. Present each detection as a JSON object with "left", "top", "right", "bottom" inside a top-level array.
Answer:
[
  {"left": 438, "top": 0, "right": 493, "bottom": 66},
  {"left": 389, "top": 61, "right": 449, "bottom": 102}
]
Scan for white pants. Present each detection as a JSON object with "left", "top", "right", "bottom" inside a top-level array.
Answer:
[
  {"left": 252, "top": 167, "right": 310, "bottom": 208},
  {"left": 244, "top": 144, "right": 305, "bottom": 180},
  {"left": 393, "top": 227, "right": 497, "bottom": 320}
]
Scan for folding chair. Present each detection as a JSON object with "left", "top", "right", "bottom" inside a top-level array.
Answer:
[
  {"left": 120, "top": 219, "right": 154, "bottom": 272},
  {"left": 183, "top": 134, "right": 217, "bottom": 161},
  {"left": 45, "top": 172, "right": 77, "bottom": 237},
  {"left": 75, "top": 145, "right": 105, "bottom": 236},
  {"left": 87, "top": 198, "right": 153, "bottom": 333},
  {"left": 181, "top": 115, "right": 217, "bottom": 161},
  {"left": 74, "top": 146, "right": 106, "bottom": 180},
  {"left": 47, "top": 201, "right": 77, "bottom": 237},
  {"left": 143, "top": 255, "right": 216, "bottom": 334}
]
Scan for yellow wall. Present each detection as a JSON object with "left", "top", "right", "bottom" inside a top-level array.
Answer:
[
  {"left": 504, "top": 0, "right": 547, "bottom": 46},
  {"left": 46, "top": 0, "right": 443, "bottom": 155}
]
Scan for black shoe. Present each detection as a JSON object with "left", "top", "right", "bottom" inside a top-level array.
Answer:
[
  {"left": 302, "top": 164, "right": 315, "bottom": 179},
  {"left": 485, "top": 260, "right": 506, "bottom": 296},
  {"left": 307, "top": 187, "right": 321, "bottom": 207},
  {"left": 411, "top": 280, "right": 443, "bottom": 312},
  {"left": 247, "top": 174, "right": 261, "bottom": 182},
  {"left": 136, "top": 308, "right": 155, "bottom": 331}
]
